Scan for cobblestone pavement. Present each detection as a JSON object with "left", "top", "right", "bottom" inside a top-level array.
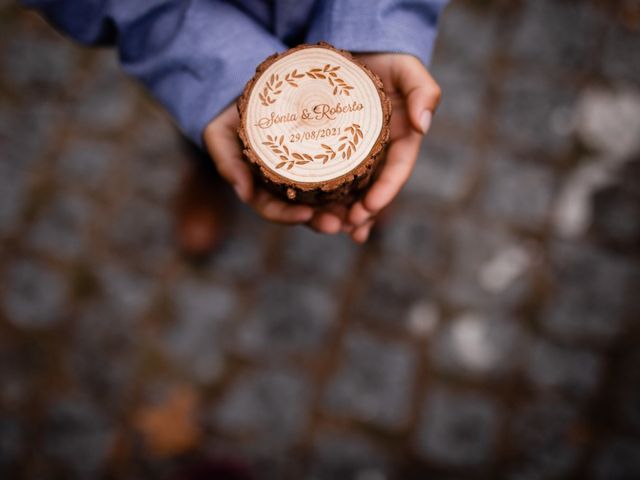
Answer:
[{"left": 1, "top": 1, "right": 640, "bottom": 479}]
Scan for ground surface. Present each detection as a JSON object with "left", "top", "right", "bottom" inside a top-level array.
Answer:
[{"left": 1, "top": 1, "right": 640, "bottom": 479}]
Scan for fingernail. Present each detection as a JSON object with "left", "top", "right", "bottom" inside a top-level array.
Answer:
[{"left": 420, "top": 110, "right": 432, "bottom": 134}]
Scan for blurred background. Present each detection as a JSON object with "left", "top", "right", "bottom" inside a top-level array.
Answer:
[{"left": 1, "top": 0, "right": 640, "bottom": 479}]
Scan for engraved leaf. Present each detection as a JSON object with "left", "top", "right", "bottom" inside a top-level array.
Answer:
[
  {"left": 338, "top": 143, "right": 346, "bottom": 151},
  {"left": 296, "top": 160, "right": 311, "bottom": 165},
  {"left": 331, "top": 152, "right": 336, "bottom": 159},
  {"left": 333, "top": 86, "right": 337, "bottom": 95},
  {"left": 272, "top": 149, "right": 283, "bottom": 154},
  {"left": 349, "top": 141, "right": 355, "bottom": 150},
  {"left": 329, "top": 72, "right": 337, "bottom": 78},
  {"left": 315, "top": 73, "right": 326, "bottom": 79},
  {"left": 289, "top": 81, "right": 299, "bottom": 87},
  {"left": 324, "top": 64, "right": 330, "bottom": 71},
  {"left": 279, "top": 155, "right": 288, "bottom": 161},
  {"left": 269, "top": 74, "right": 275, "bottom": 83},
  {"left": 331, "top": 66, "right": 340, "bottom": 72},
  {"left": 275, "top": 81, "right": 283, "bottom": 89},
  {"left": 321, "top": 144, "right": 332, "bottom": 151},
  {"left": 279, "top": 135, "right": 284, "bottom": 145},
  {"left": 338, "top": 136, "right": 348, "bottom": 141},
  {"left": 310, "top": 68, "right": 322, "bottom": 73},
  {"left": 273, "top": 90, "right": 282, "bottom": 94},
  {"left": 344, "top": 90, "right": 350, "bottom": 96},
  {"left": 323, "top": 157, "right": 329, "bottom": 164},
  {"left": 303, "top": 153, "right": 312, "bottom": 161},
  {"left": 287, "top": 163, "right": 294, "bottom": 170},
  {"left": 283, "top": 145, "right": 290, "bottom": 155},
  {"left": 276, "top": 162, "right": 286, "bottom": 169},
  {"left": 306, "top": 72, "right": 316, "bottom": 79},
  {"left": 346, "top": 147, "right": 352, "bottom": 159},
  {"left": 292, "top": 153, "right": 304, "bottom": 160},
  {"left": 267, "top": 135, "right": 273, "bottom": 142}
]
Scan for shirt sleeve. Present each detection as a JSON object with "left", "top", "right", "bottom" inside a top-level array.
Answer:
[
  {"left": 21, "top": 0, "right": 288, "bottom": 147},
  {"left": 305, "top": 0, "right": 448, "bottom": 67}
]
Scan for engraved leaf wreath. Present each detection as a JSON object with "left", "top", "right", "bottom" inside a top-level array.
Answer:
[
  {"left": 262, "top": 124, "right": 363, "bottom": 170},
  {"left": 259, "top": 64, "right": 354, "bottom": 107}
]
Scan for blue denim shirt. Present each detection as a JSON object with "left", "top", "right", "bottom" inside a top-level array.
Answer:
[{"left": 23, "top": 0, "right": 447, "bottom": 146}]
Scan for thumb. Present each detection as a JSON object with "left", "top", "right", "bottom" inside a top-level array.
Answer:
[
  {"left": 393, "top": 56, "right": 442, "bottom": 134},
  {"left": 203, "top": 110, "right": 254, "bottom": 202}
]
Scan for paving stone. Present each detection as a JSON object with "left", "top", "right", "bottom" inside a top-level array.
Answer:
[
  {"left": 73, "top": 52, "right": 137, "bottom": 131},
  {"left": 432, "top": 1, "right": 496, "bottom": 71},
  {"left": 606, "top": 349, "right": 640, "bottom": 437},
  {"left": 480, "top": 154, "right": 556, "bottom": 229},
  {"left": 510, "top": 0, "right": 603, "bottom": 71},
  {"left": 406, "top": 299, "right": 440, "bottom": 338},
  {"left": 495, "top": 71, "right": 576, "bottom": 154},
  {"left": 573, "top": 87, "right": 640, "bottom": 159},
  {"left": 0, "top": 162, "right": 27, "bottom": 236},
  {"left": 524, "top": 338, "right": 603, "bottom": 400},
  {"left": 592, "top": 438, "right": 640, "bottom": 480},
  {"left": 602, "top": 24, "right": 640, "bottom": 84},
  {"left": 405, "top": 136, "right": 476, "bottom": 205},
  {"left": 1, "top": 100, "right": 61, "bottom": 170},
  {"left": 416, "top": 387, "right": 499, "bottom": 466},
  {"left": 67, "top": 303, "right": 138, "bottom": 407},
  {"left": 324, "top": 330, "right": 416, "bottom": 430},
  {"left": 96, "top": 262, "right": 155, "bottom": 319},
  {"left": 42, "top": 395, "right": 114, "bottom": 479},
  {"left": 126, "top": 120, "right": 183, "bottom": 202},
  {"left": 430, "top": 311, "right": 526, "bottom": 380},
  {"left": 541, "top": 242, "right": 635, "bottom": 344},
  {"left": 0, "top": 416, "right": 23, "bottom": 467},
  {"left": 281, "top": 226, "right": 358, "bottom": 282},
  {"left": 164, "top": 279, "right": 237, "bottom": 384},
  {"left": 2, "top": 258, "right": 67, "bottom": 329},
  {"left": 351, "top": 257, "right": 429, "bottom": 331},
  {"left": 447, "top": 218, "right": 535, "bottom": 309},
  {"left": 379, "top": 207, "right": 446, "bottom": 276},
  {"left": 56, "top": 137, "right": 116, "bottom": 191},
  {"left": 208, "top": 231, "right": 265, "bottom": 281},
  {"left": 236, "top": 276, "right": 336, "bottom": 357},
  {"left": 108, "top": 197, "right": 173, "bottom": 266},
  {"left": 509, "top": 398, "right": 581, "bottom": 479},
  {"left": 214, "top": 368, "right": 310, "bottom": 451},
  {"left": 27, "top": 192, "right": 93, "bottom": 259},
  {"left": 2, "top": 27, "right": 76, "bottom": 91},
  {"left": 429, "top": 59, "right": 486, "bottom": 132},
  {"left": 308, "top": 430, "right": 389, "bottom": 480},
  {"left": 592, "top": 181, "right": 640, "bottom": 251}
]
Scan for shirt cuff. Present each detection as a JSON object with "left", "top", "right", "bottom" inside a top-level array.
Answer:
[{"left": 121, "top": 0, "right": 287, "bottom": 147}]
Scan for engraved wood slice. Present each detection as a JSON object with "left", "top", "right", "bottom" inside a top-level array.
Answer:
[{"left": 238, "top": 42, "right": 391, "bottom": 205}]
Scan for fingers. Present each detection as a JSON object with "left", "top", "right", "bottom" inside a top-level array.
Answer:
[
  {"left": 393, "top": 56, "right": 442, "bottom": 135},
  {"left": 307, "top": 212, "right": 342, "bottom": 234},
  {"left": 348, "top": 200, "right": 373, "bottom": 228},
  {"left": 351, "top": 219, "right": 374, "bottom": 244},
  {"left": 251, "top": 189, "right": 314, "bottom": 224},
  {"left": 363, "top": 130, "right": 422, "bottom": 213},
  {"left": 203, "top": 106, "right": 254, "bottom": 202}
]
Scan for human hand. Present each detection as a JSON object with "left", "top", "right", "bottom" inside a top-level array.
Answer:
[
  {"left": 345, "top": 53, "right": 442, "bottom": 243},
  {"left": 203, "top": 103, "right": 315, "bottom": 224}
]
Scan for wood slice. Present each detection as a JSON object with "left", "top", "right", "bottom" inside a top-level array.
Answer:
[{"left": 237, "top": 42, "right": 391, "bottom": 205}]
